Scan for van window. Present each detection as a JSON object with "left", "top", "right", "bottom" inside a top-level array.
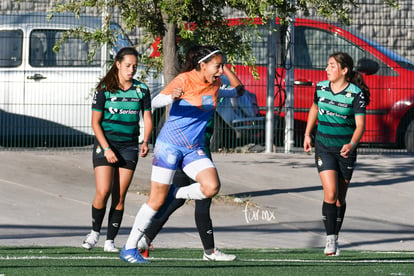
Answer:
[
  {"left": 30, "top": 30, "right": 101, "bottom": 67},
  {"left": 0, "top": 30, "right": 23, "bottom": 67}
]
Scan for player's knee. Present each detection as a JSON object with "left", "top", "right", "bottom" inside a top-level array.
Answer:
[
  {"left": 324, "top": 192, "right": 337, "bottom": 203},
  {"left": 202, "top": 183, "right": 220, "bottom": 198},
  {"left": 146, "top": 198, "right": 164, "bottom": 211},
  {"left": 95, "top": 189, "right": 110, "bottom": 202},
  {"left": 147, "top": 192, "right": 168, "bottom": 211}
]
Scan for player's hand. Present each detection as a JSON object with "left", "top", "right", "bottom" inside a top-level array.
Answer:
[
  {"left": 140, "top": 142, "right": 149, "bottom": 157},
  {"left": 172, "top": 87, "right": 184, "bottom": 100},
  {"left": 303, "top": 135, "right": 312, "bottom": 152},
  {"left": 104, "top": 148, "right": 118, "bottom": 163},
  {"left": 340, "top": 143, "right": 354, "bottom": 158}
]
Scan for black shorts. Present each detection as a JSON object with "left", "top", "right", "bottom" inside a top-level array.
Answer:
[
  {"left": 314, "top": 142, "right": 357, "bottom": 181},
  {"left": 92, "top": 139, "right": 139, "bottom": 170}
]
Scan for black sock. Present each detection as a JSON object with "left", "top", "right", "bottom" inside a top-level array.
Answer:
[
  {"left": 144, "top": 173, "right": 189, "bottom": 241},
  {"left": 322, "top": 202, "right": 337, "bottom": 236},
  {"left": 107, "top": 208, "right": 123, "bottom": 240},
  {"left": 195, "top": 198, "right": 214, "bottom": 252},
  {"left": 145, "top": 197, "right": 186, "bottom": 241},
  {"left": 91, "top": 206, "right": 106, "bottom": 233},
  {"left": 335, "top": 203, "right": 346, "bottom": 235}
]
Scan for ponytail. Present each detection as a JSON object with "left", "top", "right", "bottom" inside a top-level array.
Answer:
[{"left": 349, "top": 70, "right": 370, "bottom": 106}]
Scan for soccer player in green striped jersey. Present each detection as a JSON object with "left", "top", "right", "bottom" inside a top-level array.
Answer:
[
  {"left": 82, "top": 47, "right": 153, "bottom": 253},
  {"left": 303, "top": 52, "right": 370, "bottom": 256}
]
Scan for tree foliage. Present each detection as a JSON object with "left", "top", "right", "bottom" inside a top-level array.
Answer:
[{"left": 50, "top": 0, "right": 398, "bottom": 83}]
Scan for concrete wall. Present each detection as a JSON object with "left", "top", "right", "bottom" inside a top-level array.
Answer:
[
  {"left": 349, "top": 1, "right": 413, "bottom": 61},
  {"left": 1, "top": 0, "right": 413, "bottom": 61}
]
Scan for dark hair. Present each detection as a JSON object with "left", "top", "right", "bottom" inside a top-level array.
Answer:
[
  {"left": 330, "top": 52, "right": 370, "bottom": 106},
  {"left": 181, "top": 45, "right": 222, "bottom": 73},
  {"left": 96, "top": 47, "right": 139, "bottom": 93}
]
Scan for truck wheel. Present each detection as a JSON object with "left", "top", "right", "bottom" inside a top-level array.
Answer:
[{"left": 404, "top": 119, "right": 414, "bottom": 152}]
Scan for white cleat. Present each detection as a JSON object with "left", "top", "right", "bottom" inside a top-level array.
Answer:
[
  {"left": 82, "top": 230, "right": 99, "bottom": 250},
  {"left": 324, "top": 234, "right": 338, "bottom": 256},
  {"left": 104, "top": 240, "right": 119, "bottom": 252},
  {"left": 203, "top": 248, "right": 236, "bottom": 261}
]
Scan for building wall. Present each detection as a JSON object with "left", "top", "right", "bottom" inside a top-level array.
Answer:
[
  {"left": 349, "top": 1, "right": 412, "bottom": 61},
  {"left": 1, "top": 0, "right": 413, "bottom": 61}
]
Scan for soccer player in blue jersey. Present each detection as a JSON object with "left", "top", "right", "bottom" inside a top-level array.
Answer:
[
  {"left": 303, "top": 52, "right": 370, "bottom": 256},
  {"left": 82, "top": 47, "right": 153, "bottom": 252},
  {"left": 120, "top": 45, "right": 226, "bottom": 264},
  {"left": 137, "top": 63, "right": 244, "bottom": 261}
]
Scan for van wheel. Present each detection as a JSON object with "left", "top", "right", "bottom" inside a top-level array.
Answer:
[{"left": 404, "top": 119, "right": 414, "bottom": 152}]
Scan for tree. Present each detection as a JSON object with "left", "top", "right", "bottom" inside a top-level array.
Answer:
[{"left": 50, "top": 0, "right": 397, "bottom": 85}]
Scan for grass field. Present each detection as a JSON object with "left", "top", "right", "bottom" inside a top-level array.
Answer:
[{"left": 1, "top": 247, "right": 414, "bottom": 275}]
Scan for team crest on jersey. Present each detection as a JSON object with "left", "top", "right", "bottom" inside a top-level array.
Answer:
[
  {"left": 346, "top": 92, "right": 352, "bottom": 98},
  {"left": 317, "top": 156, "right": 323, "bottom": 168}
]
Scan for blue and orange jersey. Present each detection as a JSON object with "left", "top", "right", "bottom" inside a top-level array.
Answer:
[{"left": 157, "top": 70, "right": 222, "bottom": 149}]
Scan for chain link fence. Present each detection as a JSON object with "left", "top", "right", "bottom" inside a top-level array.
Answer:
[{"left": 0, "top": 2, "right": 413, "bottom": 154}]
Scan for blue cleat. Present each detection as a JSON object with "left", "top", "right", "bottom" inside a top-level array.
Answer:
[{"left": 120, "top": 246, "right": 148, "bottom": 264}]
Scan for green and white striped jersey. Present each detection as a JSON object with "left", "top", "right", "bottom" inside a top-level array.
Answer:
[
  {"left": 92, "top": 79, "right": 151, "bottom": 145},
  {"left": 314, "top": 80, "right": 366, "bottom": 149}
]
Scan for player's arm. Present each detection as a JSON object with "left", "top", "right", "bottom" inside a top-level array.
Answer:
[
  {"left": 140, "top": 110, "right": 153, "bottom": 157},
  {"left": 152, "top": 76, "right": 184, "bottom": 108},
  {"left": 223, "top": 65, "right": 245, "bottom": 96},
  {"left": 303, "top": 103, "right": 318, "bottom": 152}
]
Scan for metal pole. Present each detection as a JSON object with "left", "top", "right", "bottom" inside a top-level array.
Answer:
[
  {"left": 265, "top": 17, "right": 277, "bottom": 153},
  {"left": 101, "top": 0, "right": 109, "bottom": 75},
  {"left": 284, "top": 1, "right": 295, "bottom": 153}
]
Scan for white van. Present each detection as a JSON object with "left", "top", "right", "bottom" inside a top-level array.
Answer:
[{"left": 0, "top": 12, "right": 132, "bottom": 146}]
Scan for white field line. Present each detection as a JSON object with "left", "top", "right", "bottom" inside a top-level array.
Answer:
[{"left": 1, "top": 256, "right": 414, "bottom": 263}]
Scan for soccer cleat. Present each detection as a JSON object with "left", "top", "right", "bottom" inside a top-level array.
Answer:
[
  {"left": 139, "top": 248, "right": 150, "bottom": 258},
  {"left": 137, "top": 235, "right": 151, "bottom": 258},
  {"left": 335, "top": 245, "right": 341, "bottom": 256},
  {"left": 203, "top": 248, "right": 236, "bottom": 261},
  {"left": 82, "top": 230, "right": 99, "bottom": 250},
  {"left": 120, "top": 246, "right": 148, "bottom": 264},
  {"left": 104, "top": 240, "right": 119, "bottom": 252},
  {"left": 335, "top": 237, "right": 341, "bottom": 256},
  {"left": 324, "top": 234, "right": 338, "bottom": 256}
]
